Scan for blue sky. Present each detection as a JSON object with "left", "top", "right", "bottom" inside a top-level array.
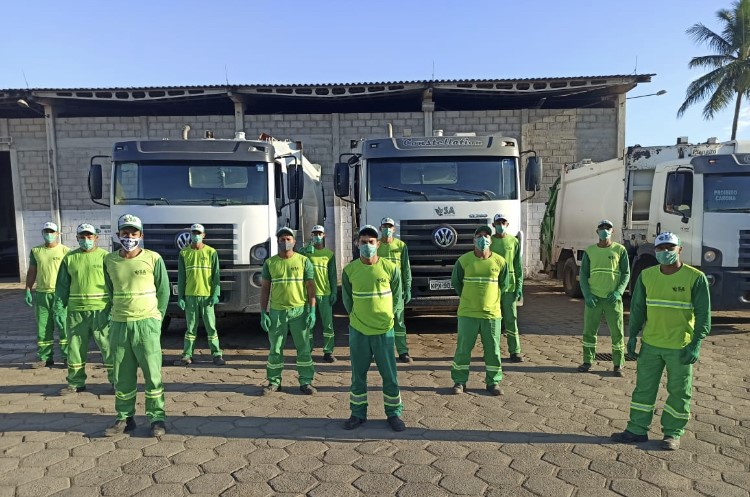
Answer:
[{"left": 1, "top": 0, "right": 741, "bottom": 147}]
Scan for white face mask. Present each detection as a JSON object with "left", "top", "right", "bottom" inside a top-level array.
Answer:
[
  {"left": 120, "top": 237, "right": 141, "bottom": 252},
  {"left": 279, "top": 240, "right": 295, "bottom": 252}
]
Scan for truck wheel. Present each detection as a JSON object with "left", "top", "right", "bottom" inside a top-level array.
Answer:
[
  {"left": 563, "top": 258, "right": 583, "bottom": 298},
  {"left": 161, "top": 315, "right": 172, "bottom": 333},
  {"left": 630, "top": 257, "right": 656, "bottom": 294}
]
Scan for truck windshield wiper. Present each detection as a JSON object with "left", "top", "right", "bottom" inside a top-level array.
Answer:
[
  {"left": 122, "top": 197, "right": 170, "bottom": 205},
  {"left": 179, "top": 198, "right": 243, "bottom": 206},
  {"left": 381, "top": 186, "right": 430, "bottom": 201},
  {"left": 438, "top": 187, "right": 495, "bottom": 200}
]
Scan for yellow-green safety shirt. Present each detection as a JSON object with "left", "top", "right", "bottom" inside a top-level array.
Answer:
[
  {"left": 261, "top": 253, "right": 314, "bottom": 311},
  {"left": 29, "top": 244, "right": 69, "bottom": 293},
  {"left": 342, "top": 257, "right": 402, "bottom": 335}
]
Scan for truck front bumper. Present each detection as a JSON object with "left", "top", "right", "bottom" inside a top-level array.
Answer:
[
  {"left": 700, "top": 267, "right": 750, "bottom": 311},
  {"left": 166, "top": 266, "right": 265, "bottom": 316}
]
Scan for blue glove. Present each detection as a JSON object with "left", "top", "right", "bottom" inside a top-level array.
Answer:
[
  {"left": 627, "top": 335, "right": 638, "bottom": 358},
  {"left": 404, "top": 287, "right": 412, "bottom": 304},
  {"left": 329, "top": 292, "right": 337, "bottom": 306},
  {"left": 306, "top": 306, "right": 316, "bottom": 330},
  {"left": 178, "top": 298, "right": 186, "bottom": 311},
  {"left": 585, "top": 295, "right": 598, "bottom": 309},
  {"left": 260, "top": 310, "right": 271, "bottom": 333},
  {"left": 607, "top": 290, "right": 622, "bottom": 304},
  {"left": 24, "top": 289, "right": 33, "bottom": 307},
  {"left": 209, "top": 295, "right": 220, "bottom": 306},
  {"left": 680, "top": 340, "right": 701, "bottom": 365}
]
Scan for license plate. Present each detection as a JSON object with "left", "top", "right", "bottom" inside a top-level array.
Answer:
[
  {"left": 429, "top": 279, "right": 453, "bottom": 291},
  {"left": 171, "top": 284, "right": 178, "bottom": 296}
]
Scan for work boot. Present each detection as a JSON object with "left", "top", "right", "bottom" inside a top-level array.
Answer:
[
  {"left": 613, "top": 366, "right": 624, "bottom": 377},
  {"left": 262, "top": 383, "right": 280, "bottom": 396},
  {"left": 662, "top": 436, "right": 680, "bottom": 450},
  {"left": 150, "top": 421, "right": 166, "bottom": 437},
  {"left": 300, "top": 384, "right": 317, "bottom": 395},
  {"left": 343, "top": 416, "right": 366, "bottom": 430},
  {"left": 104, "top": 417, "right": 136, "bottom": 437},
  {"left": 451, "top": 383, "right": 465, "bottom": 395},
  {"left": 577, "top": 363, "right": 592, "bottom": 372},
  {"left": 398, "top": 353, "right": 413, "bottom": 364},
  {"left": 387, "top": 416, "right": 406, "bottom": 432},
  {"left": 212, "top": 356, "right": 226, "bottom": 366},
  {"left": 323, "top": 353, "right": 337, "bottom": 363},
  {"left": 510, "top": 353, "right": 524, "bottom": 363},
  {"left": 611, "top": 430, "right": 648, "bottom": 443},
  {"left": 174, "top": 356, "right": 192, "bottom": 366},
  {"left": 46, "top": 358, "right": 55, "bottom": 367},
  {"left": 60, "top": 385, "right": 86, "bottom": 396},
  {"left": 486, "top": 384, "right": 503, "bottom": 396}
]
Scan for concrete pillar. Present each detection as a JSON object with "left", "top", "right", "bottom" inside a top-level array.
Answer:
[
  {"left": 616, "top": 93, "right": 626, "bottom": 158},
  {"left": 422, "top": 89, "right": 434, "bottom": 136},
  {"left": 42, "top": 103, "right": 62, "bottom": 229}
]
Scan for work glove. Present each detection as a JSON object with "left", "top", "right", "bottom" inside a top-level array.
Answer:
[
  {"left": 515, "top": 289, "right": 523, "bottom": 302},
  {"left": 260, "top": 310, "right": 271, "bottom": 333},
  {"left": 24, "top": 289, "right": 33, "bottom": 307},
  {"left": 627, "top": 335, "right": 639, "bottom": 359},
  {"left": 680, "top": 340, "right": 702, "bottom": 365},
  {"left": 404, "top": 287, "right": 412, "bottom": 304},
  {"left": 329, "top": 292, "right": 337, "bottom": 306},
  {"left": 607, "top": 290, "right": 622, "bottom": 304},
  {"left": 209, "top": 295, "right": 220, "bottom": 306},
  {"left": 53, "top": 311, "right": 66, "bottom": 331},
  {"left": 585, "top": 294, "right": 598, "bottom": 309},
  {"left": 305, "top": 306, "right": 316, "bottom": 330},
  {"left": 178, "top": 298, "right": 186, "bottom": 311}
]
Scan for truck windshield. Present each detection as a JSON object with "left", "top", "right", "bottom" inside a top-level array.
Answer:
[
  {"left": 703, "top": 174, "right": 750, "bottom": 213},
  {"left": 367, "top": 157, "right": 518, "bottom": 202},
  {"left": 113, "top": 161, "right": 268, "bottom": 206}
]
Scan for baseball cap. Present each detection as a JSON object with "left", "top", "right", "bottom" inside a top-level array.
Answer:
[
  {"left": 311, "top": 225, "right": 325, "bottom": 233},
  {"left": 42, "top": 222, "right": 59, "bottom": 232},
  {"left": 276, "top": 227, "right": 295, "bottom": 238},
  {"left": 380, "top": 217, "right": 395, "bottom": 227},
  {"left": 493, "top": 214, "right": 508, "bottom": 223},
  {"left": 76, "top": 223, "right": 97, "bottom": 235},
  {"left": 654, "top": 232, "right": 680, "bottom": 247},
  {"left": 190, "top": 223, "right": 205, "bottom": 233},
  {"left": 474, "top": 225, "right": 493, "bottom": 236},
  {"left": 118, "top": 214, "right": 143, "bottom": 231},
  {"left": 598, "top": 219, "right": 614, "bottom": 229},
  {"left": 359, "top": 225, "right": 380, "bottom": 238}
]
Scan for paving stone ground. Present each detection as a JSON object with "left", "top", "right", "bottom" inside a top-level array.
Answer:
[{"left": 0, "top": 277, "right": 748, "bottom": 496}]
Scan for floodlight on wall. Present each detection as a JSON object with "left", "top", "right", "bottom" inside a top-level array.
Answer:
[
  {"left": 626, "top": 90, "right": 667, "bottom": 100},
  {"left": 17, "top": 99, "right": 45, "bottom": 116}
]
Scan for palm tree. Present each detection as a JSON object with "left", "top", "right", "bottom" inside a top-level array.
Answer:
[{"left": 678, "top": 0, "right": 750, "bottom": 140}]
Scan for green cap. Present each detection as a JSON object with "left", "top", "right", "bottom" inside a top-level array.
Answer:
[
  {"left": 118, "top": 214, "right": 143, "bottom": 231},
  {"left": 474, "top": 225, "right": 492, "bottom": 236}
]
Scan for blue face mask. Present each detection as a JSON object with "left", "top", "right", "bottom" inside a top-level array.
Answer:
[
  {"left": 359, "top": 243, "right": 377, "bottom": 258},
  {"left": 598, "top": 229, "right": 612, "bottom": 241},
  {"left": 495, "top": 224, "right": 506, "bottom": 235},
  {"left": 191, "top": 234, "right": 203, "bottom": 245},
  {"left": 120, "top": 237, "right": 140, "bottom": 252},
  {"left": 78, "top": 238, "right": 95, "bottom": 251},
  {"left": 656, "top": 249, "right": 678, "bottom": 265},
  {"left": 475, "top": 236, "right": 490, "bottom": 251},
  {"left": 382, "top": 227, "right": 394, "bottom": 238},
  {"left": 43, "top": 233, "right": 57, "bottom": 244},
  {"left": 312, "top": 235, "right": 324, "bottom": 245}
]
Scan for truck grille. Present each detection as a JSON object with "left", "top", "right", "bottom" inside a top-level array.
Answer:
[
  {"left": 142, "top": 223, "right": 237, "bottom": 270},
  {"left": 740, "top": 230, "right": 750, "bottom": 270}
]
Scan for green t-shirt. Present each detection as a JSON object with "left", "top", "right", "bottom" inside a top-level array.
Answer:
[
  {"left": 377, "top": 238, "right": 412, "bottom": 289},
  {"left": 342, "top": 257, "right": 401, "bottom": 335},
  {"left": 29, "top": 244, "right": 70, "bottom": 293},
  {"left": 490, "top": 235, "right": 522, "bottom": 293},
  {"left": 581, "top": 242, "right": 630, "bottom": 298},
  {"left": 178, "top": 244, "right": 220, "bottom": 298},
  {"left": 299, "top": 245, "right": 336, "bottom": 297},
  {"left": 261, "top": 253, "right": 314, "bottom": 310},
  {"left": 452, "top": 251, "right": 509, "bottom": 319},
  {"left": 56, "top": 247, "right": 109, "bottom": 311},
  {"left": 104, "top": 249, "right": 170, "bottom": 323}
]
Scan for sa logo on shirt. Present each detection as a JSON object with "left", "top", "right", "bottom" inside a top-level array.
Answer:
[
  {"left": 672, "top": 286, "right": 686, "bottom": 292},
  {"left": 134, "top": 269, "right": 147, "bottom": 276},
  {"left": 376, "top": 277, "right": 388, "bottom": 284}
]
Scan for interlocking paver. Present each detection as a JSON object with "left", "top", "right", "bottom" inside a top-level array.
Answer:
[
  {"left": 353, "top": 473, "right": 404, "bottom": 494},
  {"left": 608, "top": 479, "right": 663, "bottom": 497},
  {"left": 437, "top": 475, "right": 488, "bottom": 495},
  {"left": 268, "top": 472, "right": 318, "bottom": 493},
  {"left": 15, "top": 476, "right": 70, "bottom": 497},
  {"left": 100, "top": 474, "right": 153, "bottom": 496}
]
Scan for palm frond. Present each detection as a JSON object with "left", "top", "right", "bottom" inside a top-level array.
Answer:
[
  {"left": 688, "top": 54, "right": 736, "bottom": 69},
  {"left": 678, "top": 67, "right": 728, "bottom": 117},
  {"left": 702, "top": 76, "right": 737, "bottom": 119},
  {"left": 686, "top": 23, "right": 733, "bottom": 54}
]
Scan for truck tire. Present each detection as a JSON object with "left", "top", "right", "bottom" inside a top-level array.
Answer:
[
  {"left": 630, "top": 256, "right": 657, "bottom": 294},
  {"left": 563, "top": 258, "right": 583, "bottom": 298}
]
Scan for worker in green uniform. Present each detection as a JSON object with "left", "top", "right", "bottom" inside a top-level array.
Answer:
[
  {"left": 612, "top": 232, "right": 711, "bottom": 450},
  {"left": 56, "top": 223, "right": 113, "bottom": 394},
  {"left": 25, "top": 221, "right": 69, "bottom": 368},
  {"left": 175, "top": 223, "right": 225, "bottom": 366},
  {"left": 342, "top": 225, "right": 405, "bottom": 432},
  {"left": 578, "top": 220, "right": 631, "bottom": 376},
  {"left": 104, "top": 214, "right": 170, "bottom": 438},
  {"left": 298, "top": 224, "right": 338, "bottom": 363},
  {"left": 260, "top": 227, "right": 317, "bottom": 395},
  {"left": 450, "top": 225, "right": 510, "bottom": 395},
  {"left": 490, "top": 213, "right": 524, "bottom": 362},
  {"left": 377, "top": 217, "right": 412, "bottom": 363}
]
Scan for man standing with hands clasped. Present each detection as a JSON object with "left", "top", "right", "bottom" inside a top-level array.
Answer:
[
  {"left": 612, "top": 232, "right": 710, "bottom": 450},
  {"left": 260, "top": 227, "right": 317, "bottom": 395}
]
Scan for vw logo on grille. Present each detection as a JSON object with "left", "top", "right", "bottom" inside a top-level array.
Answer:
[
  {"left": 432, "top": 226, "right": 458, "bottom": 249},
  {"left": 175, "top": 231, "right": 192, "bottom": 250}
]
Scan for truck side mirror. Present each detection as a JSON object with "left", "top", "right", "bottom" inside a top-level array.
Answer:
[
  {"left": 334, "top": 163, "right": 350, "bottom": 197},
  {"left": 287, "top": 165, "right": 304, "bottom": 200},
  {"left": 89, "top": 164, "right": 103, "bottom": 200},
  {"left": 525, "top": 156, "right": 543, "bottom": 192}
]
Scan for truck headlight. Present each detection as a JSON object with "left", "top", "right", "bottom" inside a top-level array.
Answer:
[
  {"left": 251, "top": 245, "right": 268, "bottom": 261},
  {"left": 703, "top": 250, "right": 716, "bottom": 263}
]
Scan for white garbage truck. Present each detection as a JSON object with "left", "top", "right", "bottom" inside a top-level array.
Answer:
[
  {"left": 88, "top": 132, "right": 325, "bottom": 327},
  {"left": 542, "top": 137, "right": 750, "bottom": 310},
  {"left": 334, "top": 130, "right": 542, "bottom": 311}
]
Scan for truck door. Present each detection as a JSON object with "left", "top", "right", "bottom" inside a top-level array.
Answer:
[{"left": 652, "top": 167, "right": 695, "bottom": 264}]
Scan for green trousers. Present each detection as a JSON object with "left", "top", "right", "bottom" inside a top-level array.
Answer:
[
  {"left": 34, "top": 291, "right": 67, "bottom": 362},
  {"left": 451, "top": 316, "right": 503, "bottom": 386},
  {"left": 110, "top": 318, "right": 165, "bottom": 423},
  {"left": 66, "top": 309, "right": 113, "bottom": 388},
  {"left": 182, "top": 295, "right": 222, "bottom": 358},
  {"left": 309, "top": 294, "right": 335, "bottom": 354},
  {"left": 394, "top": 302, "right": 408, "bottom": 355},
  {"left": 349, "top": 326, "right": 403, "bottom": 418},
  {"left": 500, "top": 292, "right": 521, "bottom": 354},
  {"left": 267, "top": 306, "right": 314, "bottom": 386},
  {"left": 626, "top": 342, "right": 693, "bottom": 438},
  {"left": 582, "top": 297, "right": 624, "bottom": 366}
]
